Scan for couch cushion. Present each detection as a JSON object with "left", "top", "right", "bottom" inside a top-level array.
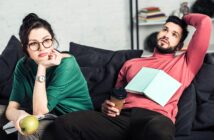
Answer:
[
  {"left": 192, "top": 53, "right": 214, "bottom": 130},
  {"left": 175, "top": 53, "right": 214, "bottom": 135},
  {"left": 69, "top": 42, "right": 143, "bottom": 111},
  {"left": 0, "top": 105, "right": 7, "bottom": 128},
  {"left": 0, "top": 36, "right": 24, "bottom": 103},
  {"left": 175, "top": 130, "right": 214, "bottom": 140},
  {"left": 175, "top": 83, "right": 197, "bottom": 136},
  {"left": 0, "top": 104, "right": 17, "bottom": 140}
]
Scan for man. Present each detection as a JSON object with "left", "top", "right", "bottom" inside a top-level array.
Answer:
[{"left": 53, "top": 13, "right": 212, "bottom": 140}]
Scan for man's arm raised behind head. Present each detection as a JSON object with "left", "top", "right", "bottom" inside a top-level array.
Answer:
[{"left": 185, "top": 13, "right": 212, "bottom": 74}]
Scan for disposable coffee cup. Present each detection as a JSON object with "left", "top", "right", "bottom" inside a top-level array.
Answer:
[{"left": 110, "top": 88, "right": 127, "bottom": 111}]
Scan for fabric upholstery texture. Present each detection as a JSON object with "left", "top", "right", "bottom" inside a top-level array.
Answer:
[
  {"left": 69, "top": 42, "right": 214, "bottom": 137},
  {"left": 0, "top": 36, "right": 23, "bottom": 140},
  {"left": 69, "top": 42, "right": 143, "bottom": 111},
  {"left": 1, "top": 38, "right": 214, "bottom": 139},
  {"left": 176, "top": 53, "right": 214, "bottom": 135},
  {"left": 192, "top": 53, "right": 214, "bottom": 130},
  {"left": 0, "top": 36, "right": 24, "bottom": 104},
  {"left": 175, "top": 83, "right": 197, "bottom": 136}
]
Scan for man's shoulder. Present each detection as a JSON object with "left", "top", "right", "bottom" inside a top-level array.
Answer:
[
  {"left": 127, "top": 57, "right": 143, "bottom": 62},
  {"left": 124, "top": 57, "right": 144, "bottom": 66}
]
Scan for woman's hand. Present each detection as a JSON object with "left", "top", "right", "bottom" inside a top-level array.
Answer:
[
  {"left": 101, "top": 100, "right": 120, "bottom": 117},
  {"left": 39, "top": 49, "right": 62, "bottom": 69},
  {"left": 14, "top": 111, "right": 30, "bottom": 135}
]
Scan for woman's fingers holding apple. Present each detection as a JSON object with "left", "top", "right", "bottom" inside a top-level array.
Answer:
[{"left": 15, "top": 113, "right": 29, "bottom": 135}]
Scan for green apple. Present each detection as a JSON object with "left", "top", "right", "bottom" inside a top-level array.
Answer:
[{"left": 19, "top": 115, "right": 39, "bottom": 135}]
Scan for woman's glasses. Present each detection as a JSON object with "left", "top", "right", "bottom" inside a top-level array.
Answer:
[{"left": 28, "top": 38, "right": 54, "bottom": 51}]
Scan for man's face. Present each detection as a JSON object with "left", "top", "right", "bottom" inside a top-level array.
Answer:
[{"left": 156, "top": 22, "right": 183, "bottom": 53}]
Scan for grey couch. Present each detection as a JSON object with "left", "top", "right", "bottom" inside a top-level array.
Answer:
[
  {"left": 1, "top": 36, "right": 214, "bottom": 140},
  {"left": 69, "top": 42, "right": 214, "bottom": 140}
]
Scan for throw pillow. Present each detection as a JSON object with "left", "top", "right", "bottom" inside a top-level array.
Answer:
[
  {"left": 191, "top": 0, "right": 214, "bottom": 17},
  {"left": 69, "top": 42, "right": 143, "bottom": 111},
  {"left": 0, "top": 35, "right": 24, "bottom": 103}
]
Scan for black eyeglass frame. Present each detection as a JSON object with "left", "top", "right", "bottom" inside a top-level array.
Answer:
[{"left": 27, "top": 38, "right": 55, "bottom": 51}]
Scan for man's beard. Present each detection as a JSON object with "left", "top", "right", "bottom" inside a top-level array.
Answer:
[{"left": 155, "top": 40, "right": 177, "bottom": 54}]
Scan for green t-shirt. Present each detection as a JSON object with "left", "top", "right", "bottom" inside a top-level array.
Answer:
[{"left": 9, "top": 56, "right": 93, "bottom": 115}]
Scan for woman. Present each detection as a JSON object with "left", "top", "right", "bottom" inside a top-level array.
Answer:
[{"left": 5, "top": 13, "right": 93, "bottom": 140}]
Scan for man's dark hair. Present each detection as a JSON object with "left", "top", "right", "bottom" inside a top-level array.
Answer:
[{"left": 165, "top": 16, "right": 189, "bottom": 45}]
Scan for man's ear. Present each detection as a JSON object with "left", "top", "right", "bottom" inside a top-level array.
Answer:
[{"left": 176, "top": 42, "right": 184, "bottom": 51}]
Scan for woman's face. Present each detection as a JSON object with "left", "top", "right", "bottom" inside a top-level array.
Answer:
[{"left": 27, "top": 27, "right": 54, "bottom": 64}]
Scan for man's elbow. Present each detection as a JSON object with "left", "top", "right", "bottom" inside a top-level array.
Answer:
[{"left": 201, "top": 15, "right": 212, "bottom": 27}]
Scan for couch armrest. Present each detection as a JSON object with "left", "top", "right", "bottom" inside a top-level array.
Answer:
[{"left": 0, "top": 105, "right": 7, "bottom": 128}]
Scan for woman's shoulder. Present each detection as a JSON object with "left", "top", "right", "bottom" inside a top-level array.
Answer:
[
  {"left": 61, "top": 52, "right": 72, "bottom": 58},
  {"left": 53, "top": 54, "right": 80, "bottom": 77},
  {"left": 16, "top": 56, "right": 26, "bottom": 64},
  {"left": 15, "top": 56, "right": 29, "bottom": 69},
  {"left": 61, "top": 54, "right": 76, "bottom": 63},
  {"left": 58, "top": 54, "right": 78, "bottom": 69},
  {"left": 14, "top": 56, "right": 35, "bottom": 75}
]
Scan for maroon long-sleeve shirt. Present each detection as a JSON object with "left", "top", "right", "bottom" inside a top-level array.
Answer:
[{"left": 116, "top": 14, "right": 212, "bottom": 123}]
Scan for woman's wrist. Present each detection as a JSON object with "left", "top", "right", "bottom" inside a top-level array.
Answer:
[
  {"left": 37, "top": 64, "right": 46, "bottom": 76},
  {"left": 38, "top": 64, "right": 46, "bottom": 71}
]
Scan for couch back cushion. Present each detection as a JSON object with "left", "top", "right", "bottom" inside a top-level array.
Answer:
[
  {"left": 0, "top": 36, "right": 24, "bottom": 104},
  {"left": 175, "top": 53, "right": 214, "bottom": 135},
  {"left": 192, "top": 52, "right": 214, "bottom": 130},
  {"left": 175, "top": 83, "right": 197, "bottom": 136},
  {"left": 69, "top": 42, "right": 143, "bottom": 111}
]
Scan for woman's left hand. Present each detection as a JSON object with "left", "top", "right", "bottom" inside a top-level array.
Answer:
[{"left": 39, "top": 49, "right": 62, "bottom": 68}]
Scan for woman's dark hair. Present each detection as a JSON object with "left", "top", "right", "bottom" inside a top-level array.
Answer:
[
  {"left": 165, "top": 15, "right": 189, "bottom": 45},
  {"left": 19, "top": 13, "right": 56, "bottom": 55}
]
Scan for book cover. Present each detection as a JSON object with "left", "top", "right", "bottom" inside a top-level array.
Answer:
[
  {"left": 139, "top": 11, "right": 164, "bottom": 17},
  {"left": 125, "top": 67, "right": 181, "bottom": 106},
  {"left": 141, "top": 7, "right": 160, "bottom": 12},
  {"left": 143, "top": 13, "right": 166, "bottom": 19},
  {"left": 139, "top": 16, "right": 166, "bottom": 22}
]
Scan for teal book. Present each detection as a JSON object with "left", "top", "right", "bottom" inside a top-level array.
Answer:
[{"left": 125, "top": 67, "right": 181, "bottom": 106}]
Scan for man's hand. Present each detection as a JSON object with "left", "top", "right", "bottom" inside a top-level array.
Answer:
[
  {"left": 101, "top": 100, "right": 120, "bottom": 117},
  {"left": 39, "top": 49, "right": 62, "bottom": 69}
]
